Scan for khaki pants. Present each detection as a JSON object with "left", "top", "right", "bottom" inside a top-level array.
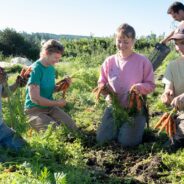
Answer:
[{"left": 25, "top": 106, "right": 77, "bottom": 132}]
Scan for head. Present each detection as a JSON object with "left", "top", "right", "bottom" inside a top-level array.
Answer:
[
  {"left": 167, "top": 1, "right": 184, "bottom": 21},
  {"left": 115, "top": 23, "right": 136, "bottom": 53},
  {"left": 170, "top": 24, "right": 184, "bottom": 56},
  {"left": 40, "top": 39, "right": 64, "bottom": 65}
]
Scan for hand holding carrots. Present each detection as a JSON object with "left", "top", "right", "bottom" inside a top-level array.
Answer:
[
  {"left": 56, "top": 76, "right": 72, "bottom": 98},
  {"left": 154, "top": 108, "right": 177, "bottom": 143},
  {"left": 129, "top": 84, "right": 140, "bottom": 94},
  {"left": 93, "top": 83, "right": 114, "bottom": 100},
  {"left": 56, "top": 99, "right": 66, "bottom": 107},
  {"left": 128, "top": 86, "right": 143, "bottom": 112},
  {"left": 16, "top": 67, "right": 32, "bottom": 87}
]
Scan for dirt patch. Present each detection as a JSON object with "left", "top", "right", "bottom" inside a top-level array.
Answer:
[{"left": 129, "top": 156, "right": 168, "bottom": 183}]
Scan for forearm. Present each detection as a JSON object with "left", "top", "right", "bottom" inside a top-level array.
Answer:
[
  {"left": 31, "top": 96, "right": 60, "bottom": 107},
  {"left": 161, "top": 31, "right": 174, "bottom": 44},
  {"left": 2, "top": 82, "right": 18, "bottom": 97}
]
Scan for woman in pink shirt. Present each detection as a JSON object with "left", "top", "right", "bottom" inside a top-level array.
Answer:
[{"left": 96, "top": 23, "right": 155, "bottom": 147}]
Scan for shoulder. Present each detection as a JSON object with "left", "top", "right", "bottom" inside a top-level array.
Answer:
[
  {"left": 103, "top": 54, "right": 116, "bottom": 65},
  {"left": 105, "top": 54, "right": 116, "bottom": 62},
  {"left": 167, "top": 58, "right": 183, "bottom": 69},
  {"left": 132, "top": 53, "right": 151, "bottom": 64},
  {"left": 31, "top": 60, "right": 41, "bottom": 71}
]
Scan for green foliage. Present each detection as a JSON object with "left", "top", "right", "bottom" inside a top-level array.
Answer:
[
  {"left": 1, "top": 36, "right": 184, "bottom": 184},
  {"left": 0, "top": 28, "right": 39, "bottom": 60}
]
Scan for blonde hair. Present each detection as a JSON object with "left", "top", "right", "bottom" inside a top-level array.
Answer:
[
  {"left": 40, "top": 39, "right": 64, "bottom": 56},
  {"left": 116, "top": 23, "right": 136, "bottom": 39}
]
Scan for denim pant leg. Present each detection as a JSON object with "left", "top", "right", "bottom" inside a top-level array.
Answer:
[
  {"left": 96, "top": 107, "right": 118, "bottom": 144},
  {"left": 0, "top": 122, "right": 14, "bottom": 141},
  {"left": 0, "top": 122, "right": 26, "bottom": 151},
  {"left": 118, "top": 114, "right": 146, "bottom": 147}
]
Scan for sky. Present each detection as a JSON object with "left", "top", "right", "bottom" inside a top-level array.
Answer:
[{"left": 0, "top": 0, "right": 181, "bottom": 37}]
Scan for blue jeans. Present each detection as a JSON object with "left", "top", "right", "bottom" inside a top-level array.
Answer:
[
  {"left": 96, "top": 107, "right": 146, "bottom": 147},
  {"left": 0, "top": 122, "right": 26, "bottom": 151}
]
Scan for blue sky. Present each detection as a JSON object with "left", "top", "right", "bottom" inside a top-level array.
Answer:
[{"left": 0, "top": 0, "right": 181, "bottom": 37}]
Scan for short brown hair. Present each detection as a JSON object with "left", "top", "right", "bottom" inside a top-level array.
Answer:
[
  {"left": 116, "top": 23, "right": 136, "bottom": 39},
  {"left": 167, "top": 1, "right": 184, "bottom": 14},
  {"left": 41, "top": 39, "right": 64, "bottom": 55}
]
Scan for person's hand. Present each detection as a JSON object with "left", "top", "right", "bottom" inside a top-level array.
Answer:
[
  {"left": 160, "top": 39, "right": 168, "bottom": 45},
  {"left": 16, "top": 75, "right": 28, "bottom": 87},
  {"left": 65, "top": 76, "right": 72, "bottom": 85},
  {"left": 56, "top": 99, "right": 66, "bottom": 107},
  {"left": 161, "top": 89, "right": 174, "bottom": 105},
  {"left": 130, "top": 84, "right": 140, "bottom": 94},
  {"left": 0, "top": 67, "right": 7, "bottom": 84},
  {"left": 171, "top": 93, "right": 184, "bottom": 111}
]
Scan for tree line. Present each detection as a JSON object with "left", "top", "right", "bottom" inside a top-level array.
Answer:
[{"left": 0, "top": 28, "right": 163, "bottom": 61}]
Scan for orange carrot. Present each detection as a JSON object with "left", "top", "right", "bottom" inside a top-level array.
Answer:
[
  {"left": 20, "top": 68, "right": 26, "bottom": 77},
  {"left": 128, "top": 92, "right": 135, "bottom": 109},
  {"left": 136, "top": 94, "right": 142, "bottom": 111},
  {"left": 165, "top": 123, "right": 169, "bottom": 135},
  {"left": 56, "top": 78, "right": 67, "bottom": 85},
  {"left": 168, "top": 119, "right": 173, "bottom": 138},
  {"left": 154, "top": 112, "right": 169, "bottom": 129},
  {"left": 24, "top": 67, "right": 32, "bottom": 77},
  {"left": 96, "top": 86, "right": 104, "bottom": 100},
  {"left": 158, "top": 113, "right": 173, "bottom": 134}
]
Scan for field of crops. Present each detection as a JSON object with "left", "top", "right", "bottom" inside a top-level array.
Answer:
[{"left": 0, "top": 38, "right": 184, "bottom": 184}]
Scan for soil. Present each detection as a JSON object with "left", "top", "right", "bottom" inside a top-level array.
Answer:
[{"left": 83, "top": 130, "right": 169, "bottom": 183}]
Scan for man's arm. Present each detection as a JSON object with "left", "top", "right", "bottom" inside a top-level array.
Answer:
[{"left": 160, "top": 30, "right": 175, "bottom": 44}]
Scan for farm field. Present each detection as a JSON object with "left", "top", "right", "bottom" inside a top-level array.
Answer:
[{"left": 0, "top": 37, "right": 184, "bottom": 184}]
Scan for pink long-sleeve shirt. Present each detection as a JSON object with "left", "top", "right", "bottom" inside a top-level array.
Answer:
[{"left": 98, "top": 53, "right": 155, "bottom": 107}]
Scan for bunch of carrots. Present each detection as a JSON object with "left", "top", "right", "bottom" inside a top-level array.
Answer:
[
  {"left": 56, "top": 76, "right": 71, "bottom": 98},
  {"left": 16, "top": 67, "right": 32, "bottom": 87},
  {"left": 154, "top": 108, "right": 177, "bottom": 143},
  {"left": 128, "top": 88, "right": 144, "bottom": 114},
  {"left": 92, "top": 85, "right": 106, "bottom": 101},
  {"left": 20, "top": 67, "right": 32, "bottom": 79},
  {"left": 93, "top": 84, "right": 131, "bottom": 128}
]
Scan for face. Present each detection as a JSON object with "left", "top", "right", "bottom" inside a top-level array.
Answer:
[
  {"left": 170, "top": 10, "right": 184, "bottom": 21},
  {"left": 174, "top": 39, "right": 184, "bottom": 56},
  {"left": 116, "top": 33, "right": 135, "bottom": 53},
  {"left": 45, "top": 52, "right": 62, "bottom": 65}
]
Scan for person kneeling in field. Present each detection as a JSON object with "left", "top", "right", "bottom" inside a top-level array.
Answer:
[
  {"left": 161, "top": 24, "right": 184, "bottom": 149},
  {"left": 96, "top": 23, "right": 155, "bottom": 147},
  {"left": 0, "top": 67, "right": 27, "bottom": 151},
  {"left": 24, "top": 39, "right": 77, "bottom": 132}
]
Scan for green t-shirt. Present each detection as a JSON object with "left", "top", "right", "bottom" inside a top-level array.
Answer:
[{"left": 25, "top": 60, "right": 55, "bottom": 109}]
